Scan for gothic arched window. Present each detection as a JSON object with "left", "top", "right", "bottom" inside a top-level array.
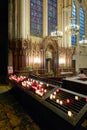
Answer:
[
  {"left": 48, "top": 0, "right": 57, "bottom": 35},
  {"left": 71, "top": 1, "right": 77, "bottom": 46},
  {"left": 80, "top": 6, "right": 85, "bottom": 41},
  {"left": 30, "top": 0, "right": 43, "bottom": 37}
]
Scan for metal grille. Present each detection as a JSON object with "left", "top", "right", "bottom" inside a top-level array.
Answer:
[{"left": 46, "top": 88, "right": 87, "bottom": 126}]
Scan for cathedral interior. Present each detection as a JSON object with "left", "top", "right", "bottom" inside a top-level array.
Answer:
[
  {"left": 0, "top": 0, "right": 87, "bottom": 130},
  {"left": 8, "top": 0, "right": 87, "bottom": 77}
]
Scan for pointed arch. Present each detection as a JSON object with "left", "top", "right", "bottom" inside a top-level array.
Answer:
[
  {"left": 41, "top": 36, "right": 59, "bottom": 74},
  {"left": 42, "top": 36, "right": 58, "bottom": 52}
]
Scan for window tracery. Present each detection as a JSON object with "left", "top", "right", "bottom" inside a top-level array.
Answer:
[
  {"left": 79, "top": 6, "right": 85, "bottom": 41},
  {"left": 48, "top": 0, "right": 57, "bottom": 35},
  {"left": 30, "top": 0, "right": 43, "bottom": 37}
]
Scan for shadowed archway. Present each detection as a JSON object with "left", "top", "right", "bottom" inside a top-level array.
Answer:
[{"left": 41, "top": 36, "right": 59, "bottom": 75}]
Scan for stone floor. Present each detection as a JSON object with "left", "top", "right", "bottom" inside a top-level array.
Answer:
[
  {"left": 0, "top": 85, "right": 87, "bottom": 130},
  {"left": 0, "top": 85, "right": 40, "bottom": 130}
]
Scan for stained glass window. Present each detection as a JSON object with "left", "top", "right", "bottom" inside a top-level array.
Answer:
[
  {"left": 80, "top": 6, "right": 85, "bottom": 41},
  {"left": 48, "top": 0, "right": 57, "bottom": 35},
  {"left": 30, "top": 0, "right": 43, "bottom": 37},
  {"left": 71, "top": 1, "right": 77, "bottom": 46}
]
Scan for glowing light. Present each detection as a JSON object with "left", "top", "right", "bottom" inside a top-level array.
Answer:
[
  {"left": 35, "top": 90, "right": 43, "bottom": 96},
  {"left": 56, "top": 99, "right": 60, "bottom": 103},
  {"left": 53, "top": 95, "right": 56, "bottom": 99},
  {"left": 50, "top": 26, "right": 63, "bottom": 40},
  {"left": 54, "top": 92, "right": 56, "bottom": 95},
  {"left": 50, "top": 94, "right": 53, "bottom": 99},
  {"left": 59, "top": 100, "right": 63, "bottom": 105},
  {"left": 65, "top": 14, "right": 79, "bottom": 36},
  {"left": 75, "top": 96, "right": 79, "bottom": 100},
  {"left": 51, "top": 30, "right": 63, "bottom": 40},
  {"left": 40, "top": 82, "right": 43, "bottom": 85},
  {"left": 36, "top": 81, "right": 38, "bottom": 83},
  {"left": 85, "top": 98, "right": 87, "bottom": 102},
  {"left": 34, "top": 57, "right": 40, "bottom": 64},
  {"left": 56, "top": 88, "right": 60, "bottom": 93},
  {"left": 79, "top": 39, "right": 87, "bottom": 44},
  {"left": 65, "top": 24, "right": 79, "bottom": 36},
  {"left": 44, "top": 89, "right": 47, "bottom": 93},
  {"left": 59, "top": 58, "right": 65, "bottom": 65},
  {"left": 68, "top": 111, "right": 73, "bottom": 117},
  {"left": 47, "top": 84, "right": 49, "bottom": 87},
  {"left": 42, "top": 88, "right": 44, "bottom": 91},
  {"left": 79, "top": 35, "right": 87, "bottom": 46},
  {"left": 66, "top": 99, "right": 70, "bottom": 104},
  {"left": 9, "top": 75, "right": 26, "bottom": 83}
]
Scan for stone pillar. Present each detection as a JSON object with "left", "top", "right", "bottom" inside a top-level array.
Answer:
[
  {"left": 19, "top": 0, "right": 25, "bottom": 38},
  {"left": 67, "top": 9, "right": 72, "bottom": 47},
  {"left": 43, "top": 0, "right": 48, "bottom": 37},
  {"left": 62, "top": 0, "right": 67, "bottom": 48},
  {"left": 43, "top": 49, "right": 46, "bottom": 70},
  {"left": 75, "top": 2, "right": 80, "bottom": 72},
  {"left": 8, "top": 0, "right": 13, "bottom": 40},
  {"left": 62, "top": 0, "right": 72, "bottom": 48},
  {"left": 8, "top": 0, "right": 14, "bottom": 68},
  {"left": 40, "top": 49, "right": 47, "bottom": 74},
  {"left": 15, "top": 0, "right": 18, "bottom": 39},
  {"left": 58, "top": 0, "right": 63, "bottom": 47},
  {"left": 17, "top": 0, "right": 20, "bottom": 38},
  {"left": 25, "top": 0, "right": 30, "bottom": 39}
]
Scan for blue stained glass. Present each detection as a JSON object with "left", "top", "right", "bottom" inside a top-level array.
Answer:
[
  {"left": 71, "top": 2, "right": 77, "bottom": 46},
  {"left": 80, "top": 6, "right": 85, "bottom": 41},
  {"left": 30, "top": 0, "right": 43, "bottom": 37},
  {"left": 48, "top": 0, "right": 57, "bottom": 35}
]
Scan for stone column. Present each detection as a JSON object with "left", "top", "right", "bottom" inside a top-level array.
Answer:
[
  {"left": 40, "top": 49, "right": 44, "bottom": 69},
  {"left": 75, "top": 2, "right": 80, "bottom": 72},
  {"left": 62, "top": 0, "right": 67, "bottom": 48},
  {"left": 8, "top": 0, "right": 13, "bottom": 40},
  {"left": 14, "top": 0, "right": 18, "bottom": 39},
  {"left": 43, "top": 49, "right": 46, "bottom": 70},
  {"left": 58, "top": 0, "right": 63, "bottom": 47},
  {"left": 8, "top": 0, "right": 14, "bottom": 68},
  {"left": 25, "top": 0, "right": 30, "bottom": 39},
  {"left": 19, "top": 0, "right": 25, "bottom": 38},
  {"left": 43, "top": 0, "right": 48, "bottom": 37},
  {"left": 67, "top": 9, "right": 72, "bottom": 47}
]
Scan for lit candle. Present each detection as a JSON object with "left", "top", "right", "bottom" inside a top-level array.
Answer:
[
  {"left": 66, "top": 99, "right": 70, "bottom": 104},
  {"left": 44, "top": 89, "right": 47, "bottom": 93},
  {"left": 59, "top": 100, "right": 63, "bottom": 105},
  {"left": 75, "top": 96, "right": 79, "bottom": 100},
  {"left": 68, "top": 111, "right": 73, "bottom": 117},
  {"left": 85, "top": 98, "right": 87, "bottom": 102},
  {"left": 50, "top": 94, "right": 53, "bottom": 99},
  {"left": 54, "top": 92, "right": 56, "bottom": 95},
  {"left": 56, "top": 99, "right": 59, "bottom": 103},
  {"left": 56, "top": 88, "right": 60, "bottom": 93},
  {"left": 53, "top": 95, "right": 56, "bottom": 99}
]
